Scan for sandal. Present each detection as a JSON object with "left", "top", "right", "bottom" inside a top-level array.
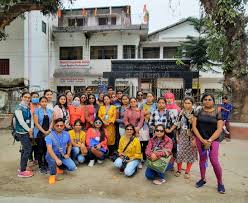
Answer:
[
  {"left": 184, "top": 173, "right": 190, "bottom": 179},
  {"left": 175, "top": 171, "right": 181, "bottom": 177},
  {"left": 153, "top": 179, "right": 166, "bottom": 185}
]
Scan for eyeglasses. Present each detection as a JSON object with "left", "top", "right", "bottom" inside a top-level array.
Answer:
[
  {"left": 55, "top": 124, "right": 64, "bottom": 128},
  {"left": 81, "top": 97, "right": 86, "bottom": 99},
  {"left": 155, "top": 129, "right": 164, "bottom": 133},
  {"left": 94, "top": 121, "right": 102, "bottom": 125},
  {"left": 126, "top": 128, "right": 133, "bottom": 131},
  {"left": 203, "top": 98, "right": 213, "bottom": 101}
]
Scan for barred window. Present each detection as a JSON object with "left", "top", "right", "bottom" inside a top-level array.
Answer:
[
  {"left": 143, "top": 47, "right": 160, "bottom": 59},
  {"left": 123, "top": 45, "right": 135, "bottom": 59},
  {"left": 90, "top": 46, "right": 117, "bottom": 59},
  {"left": 0, "top": 59, "right": 10, "bottom": 75},
  {"left": 60, "top": 47, "right": 83, "bottom": 60}
]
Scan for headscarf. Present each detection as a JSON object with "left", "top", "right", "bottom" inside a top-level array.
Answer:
[{"left": 164, "top": 92, "right": 180, "bottom": 112}]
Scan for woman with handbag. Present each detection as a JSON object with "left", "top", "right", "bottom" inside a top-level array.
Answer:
[
  {"left": 174, "top": 97, "right": 198, "bottom": 179},
  {"left": 145, "top": 124, "right": 173, "bottom": 185},
  {"left": 192, "top": 93, "right": 225, "bottom": 194},
  {"left": 114, "top": 124, "right": 142, "bottom": 176},
  {"left": 86, "top": 118, "right": 108, "bottom": 167}
]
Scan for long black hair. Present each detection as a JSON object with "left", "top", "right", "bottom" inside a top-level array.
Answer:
[
  {"left": 55, "top": 94, "right": 68, "bottom": 109},
  {"left": 94, "top": 117, "right": 106, "bottom": 142}
]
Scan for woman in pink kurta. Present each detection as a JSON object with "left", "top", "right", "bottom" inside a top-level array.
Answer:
[
  {"left": 85, "top": 94, "right": 99, "bottom": 129},
  {"left": 123, "top": 97, "right": 144, "bottom": 135}
]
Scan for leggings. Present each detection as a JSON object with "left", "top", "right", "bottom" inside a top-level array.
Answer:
[{"left": 196, "top": 137, "right": 223, "bottom": 184}]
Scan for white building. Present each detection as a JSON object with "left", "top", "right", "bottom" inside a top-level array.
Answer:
[{"left": 0, "top": 6, "right": 223, "bottom": 112}]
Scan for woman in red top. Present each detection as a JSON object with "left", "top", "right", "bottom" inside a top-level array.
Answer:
[
  {"left": 85, "top": 94, "right": 99, "bottom": 129},
  {"left": 68, "top": 96, "right": 85, "bottom": 127},
  {"left": 86, "top": 118, "right": 108, "bottom": 167}
]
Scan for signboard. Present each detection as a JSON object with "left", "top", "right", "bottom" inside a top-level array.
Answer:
[
  {"left": 59, "top": 60, "right": 90, "bottom": 69},
  {"left": 59, "top": 77, "right": 85, "bottom": 84}
]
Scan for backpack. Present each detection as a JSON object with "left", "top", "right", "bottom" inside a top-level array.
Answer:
[{"left": 11, "top": 115, "right": 20, "bottom": 143}]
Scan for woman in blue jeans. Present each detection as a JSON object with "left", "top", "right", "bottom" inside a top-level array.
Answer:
[
  {"left": 145, "top": 124, "right": 173, "bottom": 185},
  {"left": 114, "top": 124, "right": 142, "bottom": 177}
]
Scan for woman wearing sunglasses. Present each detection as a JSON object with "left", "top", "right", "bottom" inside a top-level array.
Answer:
[
  {"left": 145, "top": 124, "right": 173, "bottom": 185},
  {"left": 85, "top": 94, "right": 99, "bottom": 129},
  {"left": 114, "top": 124, "right": 142, "bottom": 176},
  {"left": 86, "top": 118, "right": 108, "bottom": 167},
  {"left": 192, "top": 93, "right": 225, "bottom": 194}
]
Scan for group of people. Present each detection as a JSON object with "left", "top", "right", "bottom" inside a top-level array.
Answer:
[{"left": 14, "top": 86, "right": 232, "bottom": 193}]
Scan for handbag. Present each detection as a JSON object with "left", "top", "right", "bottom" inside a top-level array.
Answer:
[
  {"left": 145, "top": 140, "right": 170, "bottom": 173},
  {"left": 145, "top": 156, "right": 170, "bottom": 173},
  {"left": 89, "top": 138, "right": 107, "bottom": 153}
]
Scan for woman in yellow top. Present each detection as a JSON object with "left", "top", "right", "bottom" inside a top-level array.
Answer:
[
  {"left": 98, "top": 95, "right": 117, "bottom": 156},
  {"left": 114, "top": 124, "right": 142, "bottom": 177},
  {"left": 69, "top": 119, "right": 87, "bottom": 165}
]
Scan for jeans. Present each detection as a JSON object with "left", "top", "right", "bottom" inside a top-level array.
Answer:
[
  {"left": 88, "top": 149, "right": 108, "bottom": 161},
  {"left": 71, "top": 147, "right": 86, "bottom": 163},
  {"left": 45, "top": 154, "right": 76, "bottom": 175},
  {"left": 145, "top": 167, "right": 165, "bottom": 180},
  {"left": 114, "top": 157, "right": 140, "bottom": 177},
  {"left": 17, "top": 133, "right": 32, "bottom": 172}
]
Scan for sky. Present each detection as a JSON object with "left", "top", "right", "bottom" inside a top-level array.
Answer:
[{"left": 62, "top": 0, "right": 201, "bottom": 33}]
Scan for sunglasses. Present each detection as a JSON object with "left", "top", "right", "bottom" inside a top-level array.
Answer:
[
  {"left": 94, "top": 121, "right": 102, "bottom": 125},
  {"left": 126, "top": 128, "right": 133, "bottom": 131},
  {"left": 137, "top": 94, "right": 143, "bottom": 96},
  {"left": 55, "top": 124, "right": 64, "bottom": 128},
  {"left": 203, "top": 98, "right": 213, "bottom": 101},
  {"left": 155, "top": 129, "right": 164, "bottom": 133}
]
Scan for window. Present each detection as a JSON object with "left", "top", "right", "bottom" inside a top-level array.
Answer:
[
  {"left": 60, "top": 47, "right": 83, "bottom": 60},
  {"left": 42, "top": 21, "right": 46, "bottom": 34},
  {"left": 163, "top": 47, "right": 178, "bottom": 58},
  {"left": 0, "top": 59, "right": 10, "bottom": 75},
  {"left": 76, "top": 18, "right": 87, "bottom": 26},
  {"left": 90, "top": 46, "right": 117, "bottom": 59},
  {"left": 143, "top": 47, "right": 160, "bottom": 58},
  {"left": 68, "top": 19, "right": 76, "bottom": 26},
  {"left": 111, "top": 17, "right": 116, "bottom": 25},
  {"left": 98, "top": 17, "right": 108, "bottom": 25},
  {"left": 97, "top": 8, "right": 110, "bottom": 15},
  {"left": 123, "top": 45, "right": 135, "bottom": 59}
]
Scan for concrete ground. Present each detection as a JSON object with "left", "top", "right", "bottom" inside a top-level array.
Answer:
[{"left": 0, "top": 129, "right": 247, "bottom": 203}]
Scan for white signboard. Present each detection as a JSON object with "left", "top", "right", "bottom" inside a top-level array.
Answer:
[{"left": 59, "top": 60, "right": 90, "bottom": 69}]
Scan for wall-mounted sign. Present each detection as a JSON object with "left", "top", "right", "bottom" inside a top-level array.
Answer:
[
  {"left": 59, "top": 77, "right": 85, "bottom": 84},
  {"left": 59, "top": 60, "right": 90, "bottom": 69}
]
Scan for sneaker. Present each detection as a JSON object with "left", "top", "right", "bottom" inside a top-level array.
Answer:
[
  {"left": 223, "top": 126, "right": 230, "bottom": 134},
  {"left": 217, "top": 184, "right": 226, "bottom": 194},
  {"left": 74, "top": 160, "right": 79, "bottom": 166},
  {"left": 195, "top": 179, "right": 206, "bottom": 188},
  {"left": 97, "top": 160, "right": 103, "bottom": 164},
  {"left": 138, "top": 162, "right": 143, "bottom": 169},
  {"left": 48, "top": 175, "right": 56, "bottom": 184},
  {"left": 174, "top": 171, "right": 181, "bottom": 177},
  {"left": 17, "top": 166, "right": 33, "bottom": 173},
  {"left": 56, "top": 167, "right": 64, "bottom": 174},
  {"left": 17, "top": 170, "right": 34, "bottom": 178},
  {"left": 153, "top": 179, "right": 166, "bottom": 185},
  {"left": 88, "top": 160, "right": 95, "bottom": 167}
]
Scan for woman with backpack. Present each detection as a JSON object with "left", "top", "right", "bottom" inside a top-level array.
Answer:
[
  {"left": 114, "top": 124, "right": 142, "bottom": 176},
  {"left": 15, "top": 92, "right": 33, "bottom": 178},
  {"left": 192, "top": 93, "right": 225, "bottom": 194}
]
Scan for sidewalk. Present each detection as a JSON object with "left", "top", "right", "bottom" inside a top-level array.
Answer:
[{"left": 0, "top": 130, "right": 248, "bottom": 203}]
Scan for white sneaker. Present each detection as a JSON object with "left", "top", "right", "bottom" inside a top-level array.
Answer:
[
  {"left": 223, "top": 126, "right": 230, "bottom": 134},
  {"left": 88, "top": 160, "right": 95, "bottom": 167},
  {"left": 138, "top": 162, "right": 143, "bottom": 169},
  {"left": 97, "top": 160, "right": 103, "bottom": 164}
]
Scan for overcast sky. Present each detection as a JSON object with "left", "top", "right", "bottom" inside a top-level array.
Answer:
[{"left": 62, "top": 0, "right": 201, "bottom": 33}]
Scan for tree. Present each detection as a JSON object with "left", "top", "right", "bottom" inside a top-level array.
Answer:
[
  {"left": 0, "top": 0, "right": 65, "bottom": 39},
  {"left": 200, "top": 0, "right": 248, "bottom": 122}
]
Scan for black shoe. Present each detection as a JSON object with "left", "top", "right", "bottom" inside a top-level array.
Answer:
[
  {"left": 39, "top": 167, "right": 47, "bottom": 174},
  {"left": 195, "top": 179, "right": 206, "bottom": 188},
  {"left": 217, "top": 184, "right": 226, "bottom": 194}
]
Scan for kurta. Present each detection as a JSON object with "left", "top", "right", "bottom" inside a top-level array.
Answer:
[{"left": 98, "top": 105, "right": 117, "bottom": 145}]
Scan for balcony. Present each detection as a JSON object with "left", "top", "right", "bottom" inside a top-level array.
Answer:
[{"left": 53, "top": 24, "right": 148, "bottom": 35}]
